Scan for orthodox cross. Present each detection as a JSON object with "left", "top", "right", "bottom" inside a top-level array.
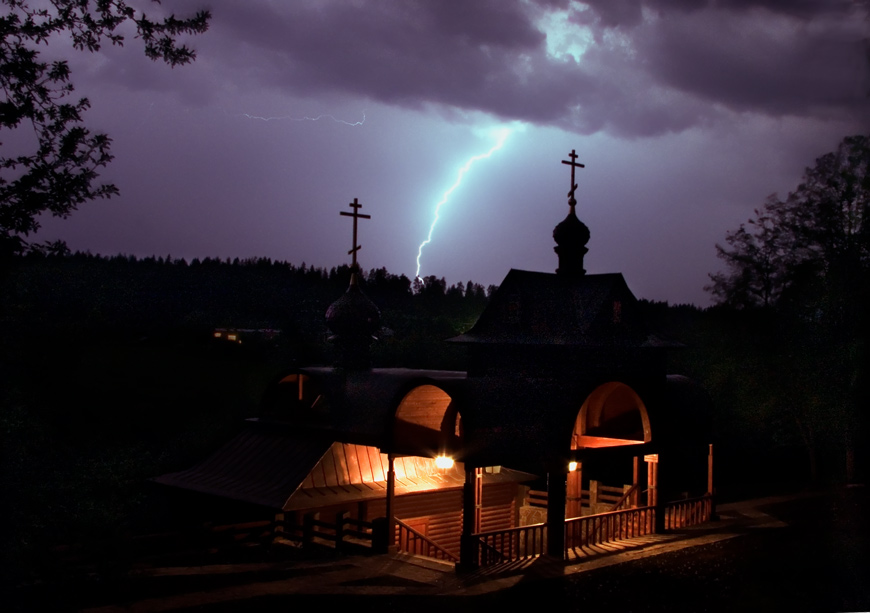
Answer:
[
  {"left": 340, "top": 197, "right": 371, "bottom": 269},
  {"left": 561, "top": 149, "right": 585, "bottom": 206}
]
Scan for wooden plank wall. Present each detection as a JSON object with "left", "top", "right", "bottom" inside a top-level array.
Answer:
[
  {"left": 367, "top": 482, "right": 517, "bottom": 556},
  {"left": 395, "top": 385, "right": 453, "bottom": 432},
  {"left": 285, "top": 481, "right": 519, "bottom": 557}
]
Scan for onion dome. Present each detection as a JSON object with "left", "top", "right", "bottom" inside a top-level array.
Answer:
[
  {"left": 553, "top": 204, "right": 590, "bottom": 276},
  {"left": 325, "top": 270, "right": 380, "bottom": 369}
]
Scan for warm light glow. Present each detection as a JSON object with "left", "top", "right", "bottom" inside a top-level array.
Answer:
[
  {"left": 568, "top": 461, "right": 578, "bottom": 472},
  {"left": 434, "top": 455, "right": 454, "bottom": 469},
  {"left": 228, "top": 334, "right": 237, "bottom": 341},
  {"left": 214, "top": 332, "right": 222, "bottom": 338}
]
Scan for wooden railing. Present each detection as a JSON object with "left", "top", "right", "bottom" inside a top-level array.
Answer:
[
  {"left": 609, "top": 483, "right": 640, "bottom": 512},
  {"left": 524, "top": 489, "right": 550, "bottom": 508},
  {"left": 395, "top": 518, "right": 459, "bottom": 562},
  {"left": 526, "top": 482, "right": 631, "bottom": 514},
  {"left": 664, "top": 495, "right": 713, "bottom": 529},
  {"left": 208, "top": 519, "right": 276, "bottom": 547},
  {"left": 290, "top": 511, "right": 375, "bottom": 553},
  {"left": 565, "top": 505, "right": 655, "bottom": 550},
  {"left": 474, "top": 522, "right": 547, "bottom": 565}
]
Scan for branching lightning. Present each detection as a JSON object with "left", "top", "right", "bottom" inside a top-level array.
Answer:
[
  {"left": 415, "top": 127, "right": 513, "bottom": 280},
  {"left": 239, "top": 111, "right": 366, "bottom": 126}
]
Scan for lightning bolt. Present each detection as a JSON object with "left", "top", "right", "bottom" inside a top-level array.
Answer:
[
  {"left": 238, "top": 111, "right": 366, "bottom": 127},
  {"left": 415, "top": 127, "right": 512, "bottom": 280}
]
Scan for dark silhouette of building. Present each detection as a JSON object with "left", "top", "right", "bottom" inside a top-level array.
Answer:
[{"left": 156, "top": 151, "right": 713, "bottom": 567}]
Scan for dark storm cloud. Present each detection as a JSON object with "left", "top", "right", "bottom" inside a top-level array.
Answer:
[
  {"left": 634, "top": 9, "right": 868, "bottom": 119},
  {"left": 579, "top": 0, "right": 858, "bottom": 27},
  {"left": 203, "top": 0, "right": 579, "bottom": 122},
  {"left": 158, "top": 0, "right": 867, "bottom": 136}
]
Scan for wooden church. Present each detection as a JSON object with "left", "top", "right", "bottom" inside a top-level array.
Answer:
[{"left": 156, "top": 150, "right": 714, "bottom": 567}]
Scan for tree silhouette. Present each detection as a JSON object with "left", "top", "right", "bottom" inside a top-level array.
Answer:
[
  {"left": 707, "top": 134, "right": 870, "bottom": 482},
  {"left": 707, "top": 135, "right": 869, "bottom": 310},
  {"left": 0, "top": 0, "right": 209, "bottom": 250}
]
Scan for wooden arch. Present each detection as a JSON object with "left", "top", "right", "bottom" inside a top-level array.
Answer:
[
  {"left": 572, "top": 381, "right": 651, "bottom": 449},
  {"left": 393, "top": 384, "right": 461, "bottom": 457}
]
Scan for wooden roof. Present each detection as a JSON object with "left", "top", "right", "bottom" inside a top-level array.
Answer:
[
  {"left": 449, "top": 269, "right": 681, "bottom": 348},
  {"left": 153, "top": 426, "right": 331, "bottom": 509}
]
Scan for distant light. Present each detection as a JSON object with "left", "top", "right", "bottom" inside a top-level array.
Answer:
[
  {"left": 435, "top": 455, "right": 454, "bottom": 469},
  {"left": 228, "top": 334, "right": 237, "bottom": 341},
  {"left": 214, "top": 332, "right": 222, "bottom": 338},
  {"left": 568, "top": 461, "right": 578, "bottom": 472}
]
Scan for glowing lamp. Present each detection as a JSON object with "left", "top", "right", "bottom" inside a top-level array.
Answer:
[
  {"left": 568, "top": 461, "right": 578, "bottom": 472},
  {"left": 435, "top": 455, "right": 454, "bottom": 469}
]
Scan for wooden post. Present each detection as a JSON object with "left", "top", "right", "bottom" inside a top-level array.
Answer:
[
  {"left": 590, "top": 479, "right": 599, "bottom": 511},
  {"left": 707, "top": 443, "right": 714, "bottom": 494},
  {"left": 546, "top": 469, "right": 567, "bottom": 559},
  {"left": 274, "top": 512, "right": 284, "bottom": 542},
  {"left": 632, "top": 456, "right": 640, "bottom": 508},
  {"left": 567, "top": 461, "right": 583, "bottom": 518},
  {"left": 385, "top": 453, "right": 396, "bottom": 550},
  {"left": 371, "top": 517, "right": 388, "bottom": 554},
  {"left": 335, "top": 511, "right": 348, "bottom": 553},
  {"left": 459, "top": 465, "right": 482, "bottom": 571},
  {"left": 645, "top": 455, "right": 657, "bottom": 508},
  {"left": 707, "top": 443, "right": 718, "bottom": 520},
  {"left": 303, "top": 511, "right": 318, "bottom": 548},
  {"left": 652, "top": 456, "right": 665, "bottom": 533},
  {"left": 474, "top": 467, "right": 483, "bottom": 535}
]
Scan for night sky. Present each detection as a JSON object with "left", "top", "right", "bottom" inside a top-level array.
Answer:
[{"left": 33, "top": 0, "right": 869, "bottom": 306}]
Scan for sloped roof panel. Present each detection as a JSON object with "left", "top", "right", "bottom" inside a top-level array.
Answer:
[{"left": 153, "top": 428, "right": 332, "bottom": 509}]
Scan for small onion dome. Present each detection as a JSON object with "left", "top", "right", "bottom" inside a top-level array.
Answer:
[
  {"left": 553, "top": 205, "right": 590, "bottom": 276},
  {"left": 553, "top": 206, "right": 590, "bottom": 247},
  {"left": 325, "top": 272, "right": 380, "bottom": 369}
]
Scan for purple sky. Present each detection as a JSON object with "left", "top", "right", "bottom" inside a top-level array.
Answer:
[{"left": 32, "top": 0, "right": 869, "bottom": 306}]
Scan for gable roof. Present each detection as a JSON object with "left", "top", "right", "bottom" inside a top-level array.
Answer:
[{"left": 449, "top": 269, "right": 680, "bottom": 348}]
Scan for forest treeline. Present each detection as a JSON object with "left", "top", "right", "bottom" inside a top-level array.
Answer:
[{"left": 2, "top": 249, "right": 496, "bottom": 367}]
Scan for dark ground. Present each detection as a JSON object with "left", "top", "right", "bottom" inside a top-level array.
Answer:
[
  {"left": 492, "top": 488, "right": 870, "bottom": 613},
  {"left": 15, "top": 486, "right": 864, "bottom": 613}
]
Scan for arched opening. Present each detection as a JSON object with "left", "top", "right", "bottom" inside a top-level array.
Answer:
[
  {"left": 572, "top": 382, "right": 650, "bottom": 449},
  {"left": 393, "top": 384, "right": 461, "bottom": 458}
]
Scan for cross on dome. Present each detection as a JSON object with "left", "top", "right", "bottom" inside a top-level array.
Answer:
[
  {"left": 561, "top": 149, "right": 585, "bottom": 208},
  {"left": 339, "top": 197, "right": 371, "bottom": 270}
]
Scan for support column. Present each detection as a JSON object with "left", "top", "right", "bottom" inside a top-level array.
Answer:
[
  {"left": 645, "top": 454, "right": 658, "bottom": 508},
  {"left": 459, "top": 465, "right": 482, "bottom": 571},
  {"left": 546, "top": 469, "right": 567, "bottom": 559},
  {"left": 567, "top": 461, "right": 583, "bottom": 518},
  {"left": 632, "top": 456, "right": 640, "bottom": 507},
  {"left": 650, "top": 454, "right": 665, "bottom": 533},
  {"left": 385, "top": 453, "right": 396, "bottom": 550},
  {"left": 707, "top": 443, "right": 714, "bottom": 494},
  {"left": 707, "top": 443, "right": 717, "bottom": 520}
]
